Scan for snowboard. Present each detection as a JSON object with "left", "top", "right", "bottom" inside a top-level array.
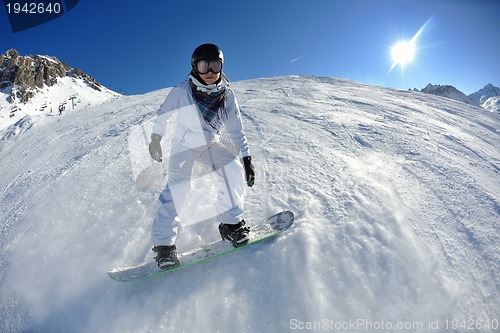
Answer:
[{"left": 108, "top": 210, "right": 294, "bottom": 282}]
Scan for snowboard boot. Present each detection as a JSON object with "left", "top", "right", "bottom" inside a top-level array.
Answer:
[
  {"left": 152, "top": 245, "right": 180, "bottom": 269},
  {"left": 218, "top": 220, "right": 250, "bottom": 248}
]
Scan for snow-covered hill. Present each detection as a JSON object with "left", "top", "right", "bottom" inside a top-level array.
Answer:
[{"left": 0, "top": 75, "right": 498, "bottom": 333}]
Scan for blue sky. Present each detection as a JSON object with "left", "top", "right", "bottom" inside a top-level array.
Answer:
[{"left": 1, "top": 0, "right": 499, "bottom": 95}]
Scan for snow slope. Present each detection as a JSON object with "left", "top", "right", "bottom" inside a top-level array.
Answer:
[
  {"left": 0, "top": 75, "right": 121, "bottom": 132},
  {"left": 0, "top": 75, "right": 498, "bottom": 332}
]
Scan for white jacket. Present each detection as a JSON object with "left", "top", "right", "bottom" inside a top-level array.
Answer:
[{"left": 152, "top": 77, "right": 250, "bottom": 157}]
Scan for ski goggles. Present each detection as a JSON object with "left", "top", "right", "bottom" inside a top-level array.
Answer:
[{"left": 195, "top": 59, "right": 223, "bottom": 74}]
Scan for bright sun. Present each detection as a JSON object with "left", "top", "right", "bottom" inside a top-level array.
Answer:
[
  {"left": 391, "top": 40, "right": 416, "bottom": 68},
  {"left": 389, "top": 19, "right": 432, "bottom": 73}
]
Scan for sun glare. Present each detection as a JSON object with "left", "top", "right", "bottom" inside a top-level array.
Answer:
[
  {"left": 389, "top": 18, "right": 431, "bottom": 72},
  {"left": 391, "top": 40, "right": 416, "bottom": 68}
]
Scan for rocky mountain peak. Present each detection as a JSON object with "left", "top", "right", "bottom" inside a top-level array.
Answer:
[
  {"left": 470, "top": 83, "right": 500, "bottom": 101},
  {"left": 0, "top": 49, "right": 103, "bottom": 103},
  {"left": 420, "top": 83, "right": 476, "bottom": 106}
]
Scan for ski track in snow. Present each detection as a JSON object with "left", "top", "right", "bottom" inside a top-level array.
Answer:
[{"left": 0, "top": 75, "right": 498, "bottom": 332}]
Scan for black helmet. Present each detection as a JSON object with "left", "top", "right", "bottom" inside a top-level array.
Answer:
[{"left": 191, "top": 43, "right": 224, "bottom": 68}]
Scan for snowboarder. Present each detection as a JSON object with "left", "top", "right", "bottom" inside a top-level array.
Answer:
[{"left": 148, "top": 43, "right": 255, "bottom": 269}]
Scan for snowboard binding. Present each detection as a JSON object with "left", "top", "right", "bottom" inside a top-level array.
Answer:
[{"left": 218, "top": 220, "right": 250, "bottom": 248}]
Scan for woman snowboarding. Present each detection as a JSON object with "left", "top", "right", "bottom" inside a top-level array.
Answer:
[{"left": 148, "top": 43, "right": 255, "bottom": 269}]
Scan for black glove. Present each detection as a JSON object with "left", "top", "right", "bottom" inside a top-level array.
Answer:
[{"left": 243, "top": 156, "right": 255, "bottom": 187}]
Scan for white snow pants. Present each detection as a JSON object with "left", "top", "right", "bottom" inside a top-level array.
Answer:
[{"left": 151, "top": 142, "right": 246, "bottom": 246}]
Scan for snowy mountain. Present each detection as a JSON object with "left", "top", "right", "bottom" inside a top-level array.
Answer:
[
  {"left": 0, "top": 49, "right": 121, "bottom": 132},
  {"left": 417, "top": 82, "right": 500, "bottom": 113},
  {"left": 469, "top": 83, "right": 500, "bottom": 114},
  {"left": 0, "top": 75, "right": 498, "bottom": 333}
]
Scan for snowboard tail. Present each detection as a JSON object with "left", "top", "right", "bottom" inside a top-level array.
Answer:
[{"left": 108, "top": 211, "right": 294, "bottom": 282}]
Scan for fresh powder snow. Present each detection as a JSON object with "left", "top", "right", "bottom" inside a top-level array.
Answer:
[{"left": 0, "top": 75, "right": 498, "bottom": 332}]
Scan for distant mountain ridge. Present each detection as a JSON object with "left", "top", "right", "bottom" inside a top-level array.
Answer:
[{"left": 415, "top": 83, "right": 500, "bottom": 113}]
